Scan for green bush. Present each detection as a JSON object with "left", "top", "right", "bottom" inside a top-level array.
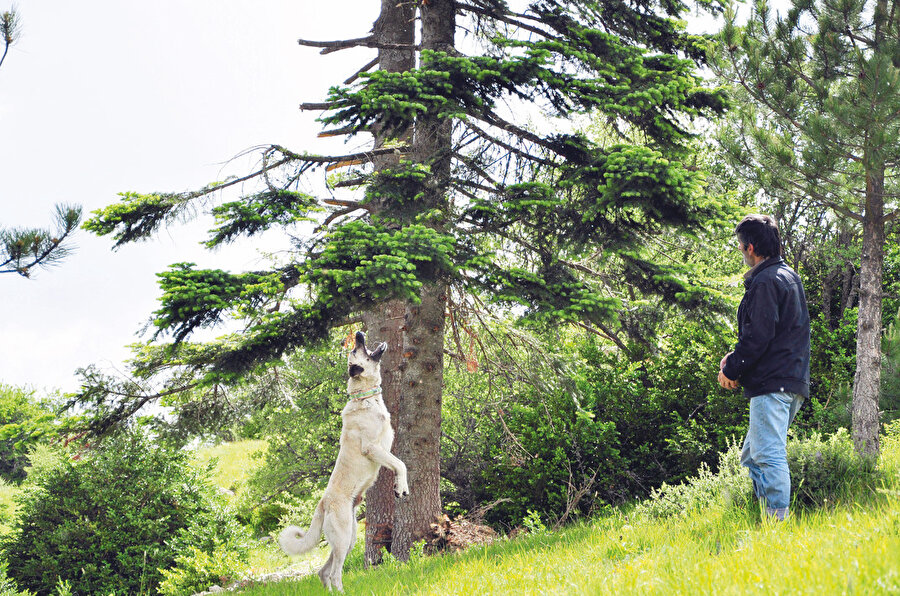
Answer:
[
  {"left": 787, "top": 428, "right": 879, "bottom": 507},
  {"left": 635, "top": 428, "right": 883, "bottom": 519},
  {"left": 442, "top": 321, "right": 746, "bottom": 527},
  {"left": 158, "top": 546, "right": 248, "bottom": 596},
  {"left": 0, "top": 431, "right": 249, "bottom": 595},
  {"left": 634, "top": 437, "right": 751, "bottom": 519}
]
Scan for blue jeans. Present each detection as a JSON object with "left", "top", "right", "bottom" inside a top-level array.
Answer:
[{"left": 740, "top": 392, "right": 804, "bottom": 511}]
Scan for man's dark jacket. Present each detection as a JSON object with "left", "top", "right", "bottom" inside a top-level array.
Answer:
[{"left": 722, "top": 256, "right": 811, "bottom": 399}]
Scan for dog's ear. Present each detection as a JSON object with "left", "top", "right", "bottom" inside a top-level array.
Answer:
[
  {"left": 370, "top": 342, "right": 387, "bottom": 361},
  {"left": 354, "top": 331, "right": 366, "bottom": 350}
]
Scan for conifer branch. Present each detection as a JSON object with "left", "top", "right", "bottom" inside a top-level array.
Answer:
[
  {"left": 456, "top": 2, "right": 551, "bottom": 38},
  {"left": 461, "top": 120, "right": 557, "bottom": 167},
  {"left": 270, "top": 144, "right": 409, "bottom": 166},
  {"left": 477, "top": 112, "right": 560, "bottom": 154}
]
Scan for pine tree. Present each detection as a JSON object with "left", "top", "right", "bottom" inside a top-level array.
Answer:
[
  {"left": 81, "top": 0, "right": 727, "bottom": 557},
  {"left": 1, "top": 7, "right": 20, "bottom": 71},
  {"left": 1, "top": 204, "right": 82, "bottom": 278},
  {"left": 713, "top": 0, "right": 900, "bottom": 456}
]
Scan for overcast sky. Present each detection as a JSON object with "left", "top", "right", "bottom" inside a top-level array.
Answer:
[{"left": 1, "top": 1, "right": 378, "bottom": 392}]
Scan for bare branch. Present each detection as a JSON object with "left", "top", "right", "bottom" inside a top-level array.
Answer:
[
  {"left": 345, "top": 56, "right": 380, "bottom": 85},
  {"left": 297, "top": 35, "right": 419, "bottom": 55}
]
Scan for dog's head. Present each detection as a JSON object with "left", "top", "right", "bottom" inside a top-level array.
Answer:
[{"left": 347, "top": 331, "right": 387, "bottom": 380}]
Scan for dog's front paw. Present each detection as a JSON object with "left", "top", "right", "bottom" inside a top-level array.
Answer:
[{"left": 394, "top": 481, "right": 410, "bottom": 498}]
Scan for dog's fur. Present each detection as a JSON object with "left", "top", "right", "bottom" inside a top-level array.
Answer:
[{"left": 278, "top": 331, "right": 409, "bottom": 592}]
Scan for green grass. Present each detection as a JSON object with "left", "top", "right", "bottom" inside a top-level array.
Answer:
[
  {"left": 193, "top": 439, "right": 268, "bottom": 493},
  {"left": 0, "top": 479, "right": 19, "bottom": 537},
  {"left": 233, "top": 494, "right": 900, "bottom": 595},
  {"left": 230, "top": 434, "right": 900, "bottom": 596}
]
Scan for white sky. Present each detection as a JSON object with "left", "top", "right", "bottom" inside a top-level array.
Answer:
[{"left": 0, "top": 0, "right": 378, "bottom": 392}]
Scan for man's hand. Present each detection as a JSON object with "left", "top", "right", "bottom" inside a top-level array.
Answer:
[
  {"left": 718, "top": 369, "right": 739, "bottom": 390},
  {"left": 718, "top": 351, "right": 739, "bottom": 390}
]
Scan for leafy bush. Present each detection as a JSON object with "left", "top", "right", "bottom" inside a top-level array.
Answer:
[
  {"left": 441, "top": 321, "right": 746, "bottom": 527},
  {"left": 0, "top": 431, "right": 249, "bottom": 595},
  {"left": 635, "top": 428, "right": 883, "bottom": 519},
  {"left": 158, "top": 546, "right": 248, "bottom": 596},
  {"left": 788, "top": 428, "right": 879, "bottom": 507},
  {"left": 634, "top": 437, "right": 751, "bottom": 519}
]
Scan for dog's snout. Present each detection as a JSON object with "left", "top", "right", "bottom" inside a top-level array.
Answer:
[{"left": 348, "top": 364, "right": 364, "bottom": 377}]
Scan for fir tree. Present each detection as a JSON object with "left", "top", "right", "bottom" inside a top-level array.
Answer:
[
  {"left": 713, "top": 0, "right": 900, "bottom": 456},
  {"left": 81, "top": 0, "right": 727, "bottom": 557}
]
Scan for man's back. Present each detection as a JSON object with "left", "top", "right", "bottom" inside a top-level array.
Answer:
[{"left": 724, "top": 256, "right": 811, "bottom": 398}]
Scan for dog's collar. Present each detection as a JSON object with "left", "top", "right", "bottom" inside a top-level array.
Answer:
[{"left": 348, "top": 387, "right": 382, "bottom": 402}]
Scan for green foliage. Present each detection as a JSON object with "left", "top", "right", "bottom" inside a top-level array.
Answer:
[
  {"left": 158, "top": 545, "right": 248, "bottom": 596},
  {"left": 0, "top": 431, "right": 249, "bottom": 596},
  {"left": 803, "top": 309, "right": 857, "bottom": 433},
  {"left": 0, "top": 385, "right": 56, "bottom": 483},
  {"left": 1, "top": 204, "right": 82, "bottom": 278},
  {"left": 789, "top": 428, "right": 879, "bottom": 507},
  {"left": 637, "top": 428, "right": 884, "bottom": 519},
  {"left": 206, "top": 189, "right": 321, "bottom": 248},
  {"left": 153, "top": 263, "right": 293, "bottom": 343},
  {"left": 634, "top": 437, "right": 751, "bottom": 519},
  {"left": 884, "top": 309, "right": 900, "bottom": 422},
  {"left": 440, "top": 320, "right": 744, "bottom": 527}
]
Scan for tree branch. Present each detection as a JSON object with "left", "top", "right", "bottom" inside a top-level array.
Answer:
[
  {"left": 297, "top": 35, "right": 419, "bottom": 55},
  {"left": 345, "top": 56, "right": 380, "bottom": 85}
]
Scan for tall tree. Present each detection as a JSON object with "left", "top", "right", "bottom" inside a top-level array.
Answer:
[
  {"left": 81, "top": 0, "right": 726, "bottom": 558},
  {"left": 713, "top": 0, "right": 900, "bottom": 456}
]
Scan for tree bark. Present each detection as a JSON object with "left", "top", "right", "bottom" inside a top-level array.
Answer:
[
  {"left": 362, "top": 0, "right": 416, "bottom": 567},
  {"left": 391, "top": 0, "right": 455, "bottom": 561},
  {"left": 362, "top": 301, "right": 405, "bottom": 566},
  {"left": 852, "top": 167, "right": 885, "bottom": 457}
]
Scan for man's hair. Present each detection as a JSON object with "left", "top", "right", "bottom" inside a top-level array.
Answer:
[{"left": 735, "top": 214, "right": 782, "bottom": 258}]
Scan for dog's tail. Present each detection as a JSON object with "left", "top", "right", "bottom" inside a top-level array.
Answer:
[{"left": 279, "top": 501, "right": 325, "bottom": 556}]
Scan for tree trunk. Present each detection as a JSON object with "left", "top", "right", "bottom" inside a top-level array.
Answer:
[
  {"left": 852, "top": 168, "right": 885, "bottom": 457},
  {"left": 362, "top": 0, "right": 415, "bottom": 567},
  {"left": 391, "top": 0, "right": 455, "bottom": 561},
  {"left": 362, "top": 301, "right": 405, "bottom": 566}
]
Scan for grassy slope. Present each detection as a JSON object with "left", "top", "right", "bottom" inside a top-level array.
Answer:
[{"left": 225, "top": 434, "right": 900, "bottom": 596}]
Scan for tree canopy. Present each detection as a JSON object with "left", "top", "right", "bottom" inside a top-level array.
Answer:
[{"left": 81, "top": 0, "right": 729, "bottom": 391}]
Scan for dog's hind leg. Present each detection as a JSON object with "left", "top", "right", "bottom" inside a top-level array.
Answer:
[
  {"left": 321, "top": 503, "right": 356, "bottom": 592},
  {"left": 317, "top": 549, "right": 335, "bottom": 591}
]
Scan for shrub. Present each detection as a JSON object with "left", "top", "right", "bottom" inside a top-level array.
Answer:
[
  {"left": 0, "top": 431, "right": 249, "bottom": 595},
  {"left": 635, "top": 428, "right": 884, "bottom": 519},
  {"left": 158, "top": 546, "right": 248, "bottom": 596},
  {"left": 787, "top": 428, "right": 879, "bottom": 507},
  {"left": 634, "top": 438, "right": 752, "bottom": 519},
  {"left": 442, "top": 321, "right": 746, "bottom": 527}
]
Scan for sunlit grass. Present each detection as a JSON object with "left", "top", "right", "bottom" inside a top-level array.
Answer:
[
  {"left": 233, "top": 431, "right": 900, "bottom": 595},
  {"left": 0, "top": 479, "right": 18, "bottom": 537},
  {"left": 193, "top": 439, "right": 268, "bottom": 493}
]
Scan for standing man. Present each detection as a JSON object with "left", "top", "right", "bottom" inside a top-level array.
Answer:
[{"left": 718, "top": 214, "right": 811, "bottom": 521}]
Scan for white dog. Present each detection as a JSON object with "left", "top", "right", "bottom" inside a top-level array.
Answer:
[{"left": 279, "top": 331, "right": 410, "bottom": 592}]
